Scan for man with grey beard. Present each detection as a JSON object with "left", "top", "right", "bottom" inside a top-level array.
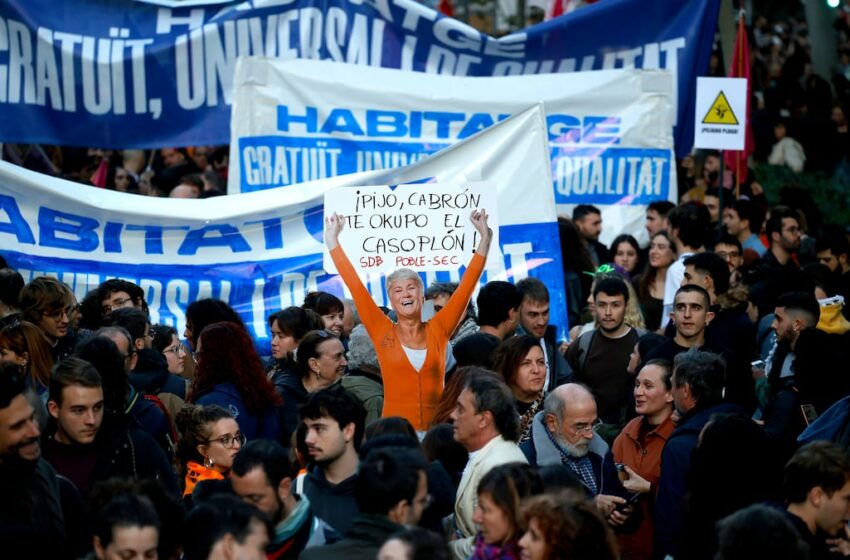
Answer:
[{"left": 520, "top": 383, "right": 633, "bottom": 525}]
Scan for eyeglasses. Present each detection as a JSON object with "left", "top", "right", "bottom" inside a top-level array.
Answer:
[
  {"left": 163, "top": 344, "right": 186, "bottom": 356},
  {"left": 715, "top": 251, "right": 741, "bottom": 261},
  {"left": 42, "top": 308, "right": 69, "bottom": 321},
  {"left": 206, "top": 432, "right": 246, "bottom": 449},
  {"left": 415, "top": 494, "right": 434, "bottom": 509},
  {"left": 571, "top": 418, "right": 603, "bottom": 436},
  {"left": 102, "top": 296, "right": 132, "bottom": 314}
]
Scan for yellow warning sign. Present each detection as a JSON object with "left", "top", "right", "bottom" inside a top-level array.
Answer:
[{"left": 702, "top": 91, "right": 739, "bottom": 125}]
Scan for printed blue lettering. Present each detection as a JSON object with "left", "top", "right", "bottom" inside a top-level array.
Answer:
[
  {"left": 320, "top": 108, "right": 365, "bottom": 136},
  {"left": 366, "top": 110, "right": 408, "bottom": 137},
  {"left": 178, "top": 225, "right": 251, "bottom": 255},
  {"left": 244, "top": 218, "right": 284, "bottom": 250},
  {"left": 583, "top": 116, "right": 621, "bottom": 145},
  {"left": 127, "top": 225, "right": 190, "bottom": 254},
  {"left": 104, "top": 221, "right": 123, "bottom": 253},
  {"left": 423, "top": 111, "right": 465, "bottom": 139},
  {"left": 547, "top": 115, "right": 582, "bottom": 142},
  {"left": 277, "top": 105, "right": 318, "bottom": 133},
  {"left": 0, "top": 195, "right": 35, "bottom": 244},
  {"left": 39, "top": 207, "right": 98, "bottom": 252},
  {"left": 457, "top": 113, "right": 496, "bottom": 139}
]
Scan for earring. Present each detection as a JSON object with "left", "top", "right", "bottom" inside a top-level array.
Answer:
[
  {"left": 315, "top": 371, "right": 321, "bottom": 381},
  {"left": 204, "top": 456, "right": 214, "bottom": 469}
]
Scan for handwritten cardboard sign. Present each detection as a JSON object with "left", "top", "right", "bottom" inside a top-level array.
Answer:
[{"left": 323, "top": 182, "right": 499, "bottom": 274}]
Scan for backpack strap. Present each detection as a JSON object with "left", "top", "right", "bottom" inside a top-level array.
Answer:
[{"left": 577, "top": 330, "right": 597, "bottom": 373}]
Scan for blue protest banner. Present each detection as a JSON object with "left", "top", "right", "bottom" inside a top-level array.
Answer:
[{"left": 0, "top": 0, "right": 717, "bottom": 156}]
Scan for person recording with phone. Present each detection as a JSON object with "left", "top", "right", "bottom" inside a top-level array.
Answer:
[
  {"left": 759, "top": 292, "right": 822, "bottom": 465},
  {"left": 611, "top": 358, "right": 676, "bottom": 560}
]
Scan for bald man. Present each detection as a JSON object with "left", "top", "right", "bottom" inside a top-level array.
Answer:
[{"left": 520, "top": 384, "right": 635, "bottom": 527}]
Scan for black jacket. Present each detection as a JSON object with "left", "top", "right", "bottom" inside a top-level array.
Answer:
[
  {"left": 299, "top": 514, "right": 403, "bottom": 560},
  {"left": 131, "top": 349, "right": 188, "bottom": 399},
  {"left": 0, "top": 458, "right": 66, "bottom": 558},
  {"left": 302, "top": 466, "right": 359, "bottom": 536}
]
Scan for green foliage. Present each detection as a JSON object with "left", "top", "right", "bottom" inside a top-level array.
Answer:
[{"left": 754, "top": 163, "right": 850, "bottom": 226}]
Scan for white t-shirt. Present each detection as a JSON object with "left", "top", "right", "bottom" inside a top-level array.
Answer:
[
  {"left": 402, "top": 346, "right": 427, "bottom": 371},
  {"left": 661, "top": 252, "right": 694, "bottom": 329}
]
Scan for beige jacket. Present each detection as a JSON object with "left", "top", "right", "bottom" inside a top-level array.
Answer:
[{"left": 450, "top": 435, "right": 528, "bottom": 559}]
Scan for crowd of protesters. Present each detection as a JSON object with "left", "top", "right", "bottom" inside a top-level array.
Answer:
[
  {"left": 4, "top": 5, "right": 850, "bottom": 560},
  {"left": 2, "top": 170, "right": 850, "bottom": 559}
]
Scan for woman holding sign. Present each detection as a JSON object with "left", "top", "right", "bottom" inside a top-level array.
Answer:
[{"left": 325, "top": 209, "right": 491, "bottom": 431}]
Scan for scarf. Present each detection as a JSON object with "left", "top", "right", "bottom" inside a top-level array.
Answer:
[
  {"left": 471, "top": 533, "right": 522, "bottom": 560},
  {"left": 184, "top": 461, "right": 225, "bottom": 497},
  {"left": 517, "top": 392, "right": 544, "bottom": 443},
  {"left": 542, "top": 422, "right": 598, "bottom": 495}
]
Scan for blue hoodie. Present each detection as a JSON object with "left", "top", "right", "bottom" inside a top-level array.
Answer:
[{"left": 196, "top": 382, "right": 281, "bottom": 442}]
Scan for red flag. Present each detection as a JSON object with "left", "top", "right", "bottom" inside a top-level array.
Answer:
[
  {"left": 724, "top": 11, "right": 754, "bottom": 187},
  {"left": 91, "top": 157, "right": 108, "bottom": 188},
  {"left": 548, "top": 0, "right": 564, "bottom": 19},
  {"left": 438, "top": 0, "right": 454, "bottom": 17}
]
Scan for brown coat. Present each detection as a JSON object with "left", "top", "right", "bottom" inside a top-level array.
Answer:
[{"left": 611, "top": 414, "right": 675, "bottom": 560}]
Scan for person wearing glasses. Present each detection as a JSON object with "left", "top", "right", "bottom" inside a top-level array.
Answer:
[
  {"left": 190, "top": 321, "right": 281, "bottom": 442},
  {"left": 324, "top": 209, "right": 492, "bottom": 432},
  {"left": 129, "top": 324, "right": 192, "bottom": 421},
  {"left": 18, "top": 276, "right": 76, "bottom": 361},
  {"left": 519, "top": 384, "right": 634, "bottom": 528},
  {"left": 175, "top": 404, "right": 244, "bottom": 507}
]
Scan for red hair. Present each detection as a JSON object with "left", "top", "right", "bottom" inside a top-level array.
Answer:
[{"left": 191, "top": 321, "right": 281, "bottom": 414}]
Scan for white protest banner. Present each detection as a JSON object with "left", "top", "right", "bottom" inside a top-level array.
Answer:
[
  {"left": 228, "top": 59, "right": 675, "bottom": 247},
  {"left": 322, "top": 182, "right": 499, "bottom": 274},
  {"left": 694, "top": 77, "right": 748, "bottom": 150},
  {"left": 0, "top": 104, "right": 569, "bottom": 347}
]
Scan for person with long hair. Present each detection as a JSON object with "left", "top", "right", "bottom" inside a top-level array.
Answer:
[
  {"left": 471, "top": 463, "right": 542, "bottom": 559},
  {"left": 325, "top": 209, "right": 492, "bottom": 430},
  {"left": 519, "top": 490, "right": 618, "bottom": 560},
  {"left": 0, "top": 320, "right": 54, "bottom": 402},
  {"left": 636, "top": 231, "right": 675, "bottom": 332},
  {"left": 277, "top": 329, "right": 348, "bottom": 444},
  {"left": 611, "top": 359, "right": 676, "bottom": 560},
  {"left": 266, "top": 306, "right": 324, "bottom": 390},
  {"left": 493, "top": 336, "right": 547, "bottom": 443},
  {"left": 151, "top": 324, "right": 187, "bottom": 377},
  {"left": 302, "top": 291, "right": 346, "bottom": 339},
  {"left": 611, "top": 234, "right": 642, "bottom": 277},
  {"left": 430, "top": 366, "right": 499, "bottom": 427},
  {"left": 175, "top": 405, "right": 243, "bottom": 505},
  {"left": 189, "top": 321, "right": 281, "bottom": 441},
  {"left": 183, "top": 299, "right": 245, "bottom": 352}
]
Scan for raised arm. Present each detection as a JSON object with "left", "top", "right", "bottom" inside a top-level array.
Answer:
[
  {"left": 325, "top": 212, "right": 344, "bottom": 251},
  {"left": 470, "top": 209, "right": 492, "bottom": 258},
  {"left": 325, "top": 212, "right": 388, "bottom": 330},
  {"left": 433, "top": 209, "right": 492, "bottom": 335}
]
